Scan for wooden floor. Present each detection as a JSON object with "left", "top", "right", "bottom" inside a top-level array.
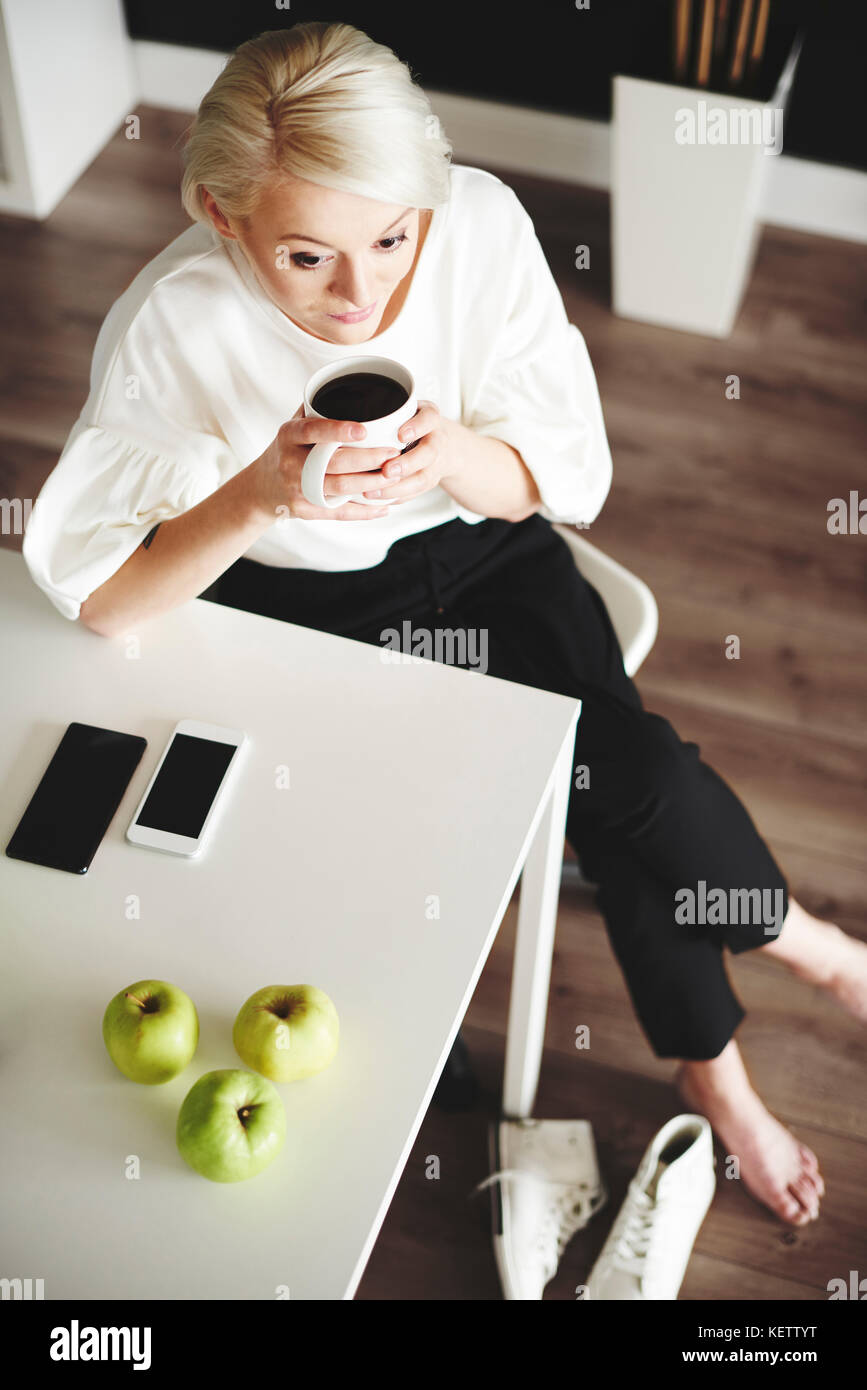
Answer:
[{"left": 1, "top": 109, "right": 864, "bottom": 1301}]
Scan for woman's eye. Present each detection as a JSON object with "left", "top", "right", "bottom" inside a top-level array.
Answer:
[
  {"left": 378, "top": 233, "right": 409, "bottom": 252},
  {"left": 290, "top": 232, "right": 409, "bottom": 270}
]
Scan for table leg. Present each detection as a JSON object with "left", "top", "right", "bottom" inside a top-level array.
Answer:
[{"left": 502, "top": 718, "right": 578, "bottom": 1118}]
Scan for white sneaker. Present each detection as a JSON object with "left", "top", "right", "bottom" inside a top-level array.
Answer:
[
  {"left": 473, "top": 1119, "right": 607, "bottom": 1300},
  {"left": 584, "top": 1113, "right": 715, "bottom": 1301}
]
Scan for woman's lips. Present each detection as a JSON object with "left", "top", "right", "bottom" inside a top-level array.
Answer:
[{"left": 328, "top": 301, "right": 377, "bottom": 324}]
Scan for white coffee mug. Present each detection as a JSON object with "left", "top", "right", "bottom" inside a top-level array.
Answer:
[{"left": 301, "top": 355, "right": 417, "bottom": 510}]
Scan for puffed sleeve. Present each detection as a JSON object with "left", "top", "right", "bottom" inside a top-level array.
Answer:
[
  {"left": 22, "top": 418, "right": 231, "bottom": 621},
  {"left": 462, "top": 199, "right": 613, "bottom": 526}
]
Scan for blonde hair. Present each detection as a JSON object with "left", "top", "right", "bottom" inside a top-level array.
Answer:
[{"left": 180, "top": 22, "right": 453, "bottom": 226}]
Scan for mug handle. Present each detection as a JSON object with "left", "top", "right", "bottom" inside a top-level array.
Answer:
[
  {"left": 300, "top": 441, "right": 343, "bottom": 510},
  {"left": 300, "top": 440, "right": 398, "bottom": 511}
]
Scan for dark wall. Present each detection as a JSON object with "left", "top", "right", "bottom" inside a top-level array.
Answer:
[{"left": 122, "top": 0, "right": 866, "bottom": 173}]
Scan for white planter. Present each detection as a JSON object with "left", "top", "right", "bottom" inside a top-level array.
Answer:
[
  {"left": 611, "top": 47, "right": 799, "bottom": 337},
  {"left": 0, "top": 0, "right": 136, "bottom": 219}
]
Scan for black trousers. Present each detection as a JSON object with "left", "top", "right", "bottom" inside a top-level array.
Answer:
[{"left": 212, "top": 514, "right": 789, "bottom": 1061}]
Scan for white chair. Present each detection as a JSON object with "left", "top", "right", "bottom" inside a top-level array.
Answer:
[
  {"left": 552, "top": 524, "right": 658, "bottom": 679},
  {"left": 551, "top": 524, "right": 659, "bottom": 886}
]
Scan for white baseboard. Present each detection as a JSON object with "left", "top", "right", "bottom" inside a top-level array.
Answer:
[
  {"left": 132, "top": 39, "right": 867, "bottom": 245},
  {"left": 760, "top": 156, "right": 867, "bottom": 242}
]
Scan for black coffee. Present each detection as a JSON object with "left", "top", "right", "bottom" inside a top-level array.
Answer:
[{"left": 312, "top": 372, "right": 408, "bottom": 422}]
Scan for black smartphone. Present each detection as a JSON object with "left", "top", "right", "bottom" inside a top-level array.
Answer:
[{"left": 5, "top": 722, "right": 147, "bottom": 875}]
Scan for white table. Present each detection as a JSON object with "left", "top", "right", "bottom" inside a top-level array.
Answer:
[{"left": 0, "top": 551, "right": 579, "bottom": 1300}]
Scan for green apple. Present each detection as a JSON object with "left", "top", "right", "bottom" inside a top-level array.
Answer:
[
  {"left": 176, "top": 1069, "right": 286, "bottom": 1182},
  {"left": 233, "top": 984, "right": 339, "bottom": 1083},
  {"left": 102, "top": 979, "right": 199, "bottom": 1084}
]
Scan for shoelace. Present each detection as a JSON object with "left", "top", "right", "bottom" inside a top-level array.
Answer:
[
  {"left": 471, "top": 1169, "right": 607, "bottom": 1276},
  {"left": 608, "top": 1180, "right": 672, "bottom": 1288}
]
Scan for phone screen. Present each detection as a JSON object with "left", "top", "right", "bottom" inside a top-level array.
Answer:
[
  {"left": 5, "top": 723, "right": 147, "bottom": 875},
  {"left": 133, "top": 733, "right": 239, "bottom": 840}
]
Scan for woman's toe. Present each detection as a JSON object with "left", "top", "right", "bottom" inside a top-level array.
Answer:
[
  {"left": 798, "top": 1147, "right": 825, "bottom": 1195},
  {"left": 801, "top": 1167, "right": 825, "bottom": 1200},
  {"left": 776, "top": 1188, "right": 806, "bottom": 1224},
  {"left": 790, "top": 1176, "right": 820, "bottom": 1220}
]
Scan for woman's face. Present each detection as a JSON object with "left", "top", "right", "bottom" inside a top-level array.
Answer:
[{"left": 203, "top": 175, "right": 424, "bottom": 345}]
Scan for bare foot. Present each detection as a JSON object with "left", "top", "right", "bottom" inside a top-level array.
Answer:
[
  {"left": 762, "top": 902, "right": 867, "bottom": 1025},
  {"left": 676, "top": 1047, "right": 825, "bottom": 1226}
]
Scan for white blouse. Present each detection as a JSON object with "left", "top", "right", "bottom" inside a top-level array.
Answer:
[{"left": 22, "top": 163, "right": 613, "bottom": 621}]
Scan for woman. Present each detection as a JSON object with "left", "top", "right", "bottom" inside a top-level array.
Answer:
[{"left": 23, "top": 22, "right": 865, "bottom": 1230}]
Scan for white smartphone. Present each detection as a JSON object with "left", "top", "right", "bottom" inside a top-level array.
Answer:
[{"left": 126, "top": 719, "right": 247, "bottom": 858}]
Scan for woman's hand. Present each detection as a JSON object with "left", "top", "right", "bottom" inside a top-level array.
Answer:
[
  {"left": 250, "top": 404, "right": 401, "bottom": 522},
  {"left": 360, "top": 400, "right": 459, "bottom": 503},
  {"left": 368, "top": 400, "right": 542, "bottom": 522}
]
